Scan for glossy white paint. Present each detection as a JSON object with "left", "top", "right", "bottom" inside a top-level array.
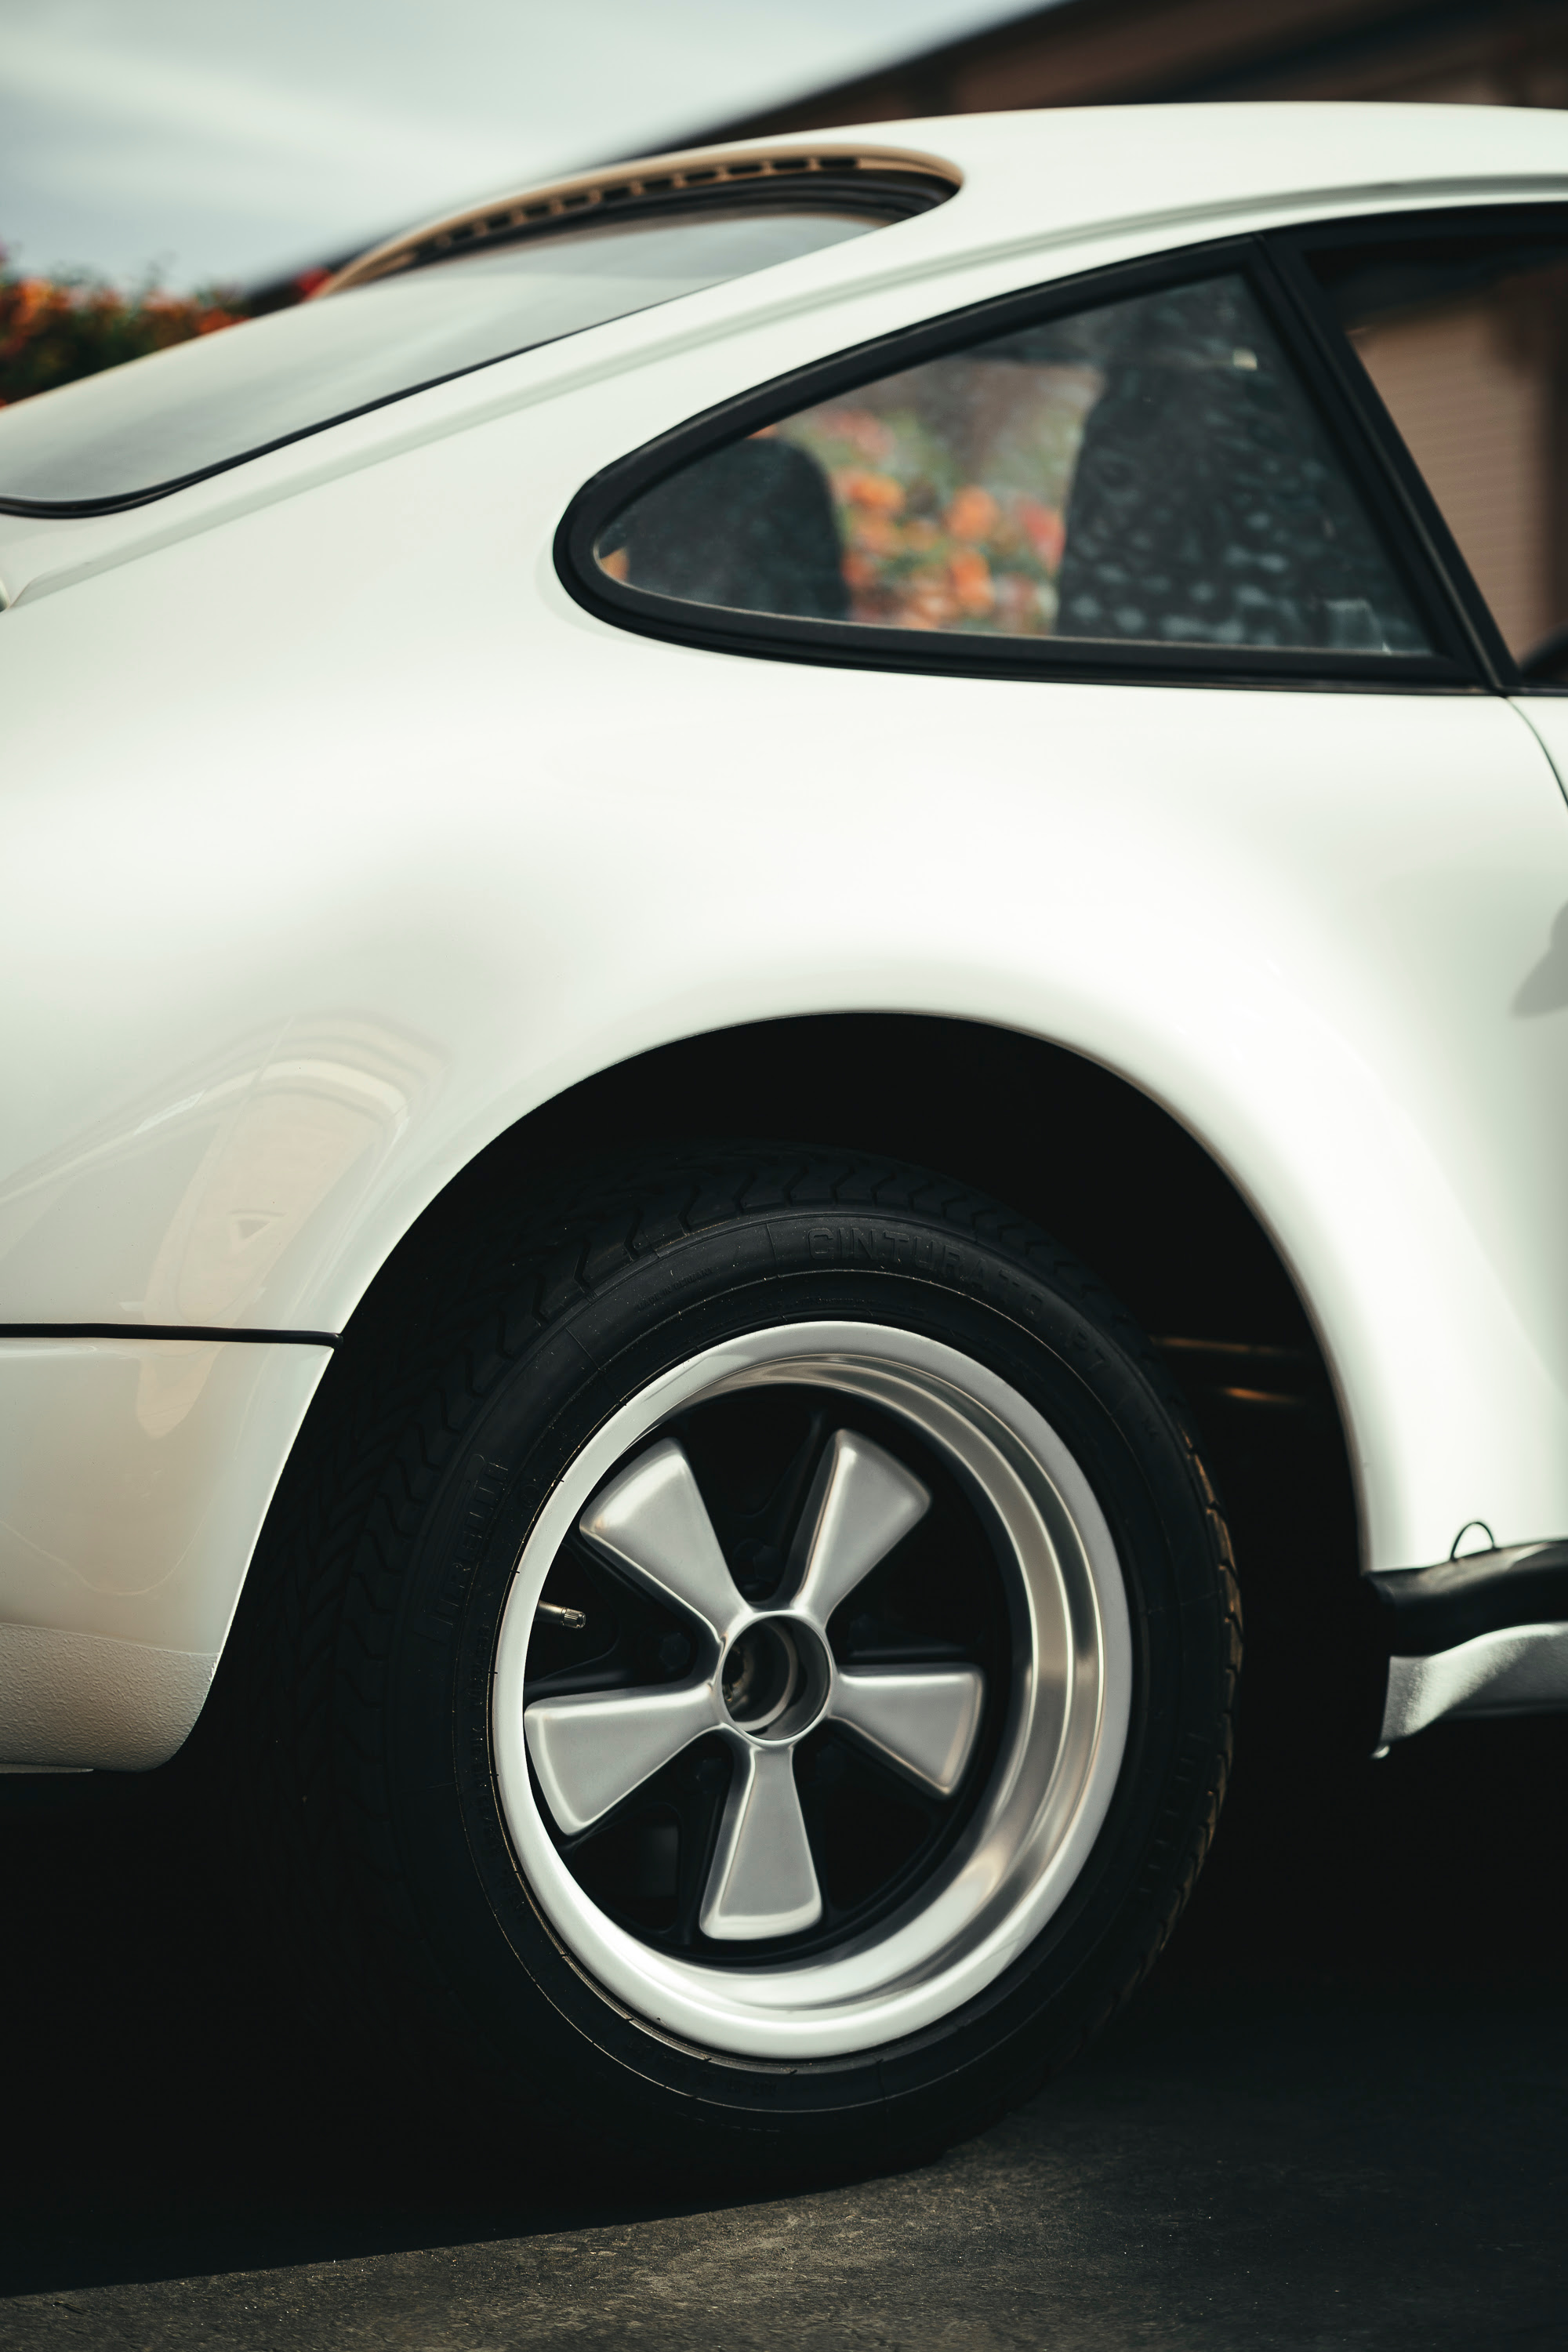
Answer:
[
  {"left": 4, "top": 103, "right": 1568, "bottom": 1766},
  {"left": 1515, "top": 698, "right": 1568, "bottom": 833},
  {"left": 0, "top": 1338, "right": 327, "bottom": 1762}
]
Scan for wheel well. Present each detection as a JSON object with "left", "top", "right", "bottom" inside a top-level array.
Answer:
[
  {"left": 367, "top": 1011, "right": 1312, "bottom": 1349},
  {"left": 344, "top": 1014, "right": 1367, "bottom": 1733}
]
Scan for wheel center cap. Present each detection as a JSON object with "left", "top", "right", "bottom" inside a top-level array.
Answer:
[{"left": 720, "top": 1616, "right": 827, "bottom": 1740}]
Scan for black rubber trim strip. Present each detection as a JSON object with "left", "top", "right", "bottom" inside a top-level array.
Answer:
[
  {"left": 1367, "top": 1542, "right": 1568, "bottom": 1656},
  {"left": 0, "top": 1323, "right": 337, "bottom": 1346}
]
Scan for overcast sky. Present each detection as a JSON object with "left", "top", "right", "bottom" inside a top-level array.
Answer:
[{"left": 0, "top": 0, "right": 1031, "bottom": 291}]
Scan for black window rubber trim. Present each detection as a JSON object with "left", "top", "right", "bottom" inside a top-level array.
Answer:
[
  {"left": 0, "top": 1323, "right": 337, "bottom": 1345},
  {"left": 0, "top": 180, "right": 942, "bottom": 523},
  {"left": 554, "top": 229, "right": 1489, "bottom": 695},
  {"left": 1261, "top": 202, "right": 1568, "bottom": 697}
]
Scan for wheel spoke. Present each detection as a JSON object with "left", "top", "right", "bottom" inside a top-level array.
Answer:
[
  {"left": 830, "top": 1665, "right": 985, "bottom": 1796},
  {"left": 699, "top": 1744, "right": 822, "bottom": 1940},
  {"left": 578, "top": 1436, "right": 744, "bottom": 1639},
  {"left": 526, "top": 1681, "right": 720, "bottom": 1835},
  {"left": 784, "top": 1429, "right": 931, "bottom": 1625}
]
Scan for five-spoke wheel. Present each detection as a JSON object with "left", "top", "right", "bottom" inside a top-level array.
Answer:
[
  {"left": 492, "top": 1320, "right": 1132, "bottom": 2059},
  {"left": 524, "top": 1425, "right": 987, "bottom": 1940}
]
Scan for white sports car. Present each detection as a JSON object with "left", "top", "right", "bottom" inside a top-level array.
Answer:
[{"left": 3, "top": 100, "right": 1567, "bottom": 2170}]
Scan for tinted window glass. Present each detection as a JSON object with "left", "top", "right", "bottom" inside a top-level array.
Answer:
[
  {"left": 0, "top": 210, "right": 883, "bottom": 512},
  {"left": 599, "top": 272, "right": 1430, "bottom": 657},
  {"left": 1312, "top": 226, "right": 1568, "bottom": 670}
]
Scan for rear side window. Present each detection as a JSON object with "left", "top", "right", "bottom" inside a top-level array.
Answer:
[
  {"left": 595, "top": 271, "right": 1431, "bottom": 660},
  {"left": 0, "top": 208, "right": 895, "bottom": 516},
  {"left": 1308, "top": 222, "right": 1568, "bottom": 672}
]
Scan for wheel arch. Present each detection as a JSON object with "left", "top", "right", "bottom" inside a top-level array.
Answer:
[{"left": 325, "top": 1010, "right": 1362, "bottom": 1608}]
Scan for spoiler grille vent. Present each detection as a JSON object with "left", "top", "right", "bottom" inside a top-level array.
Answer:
[{"left": 322, "top": 144, "right": 960, "bottom": 295}]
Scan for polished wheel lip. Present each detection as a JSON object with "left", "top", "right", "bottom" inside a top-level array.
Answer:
[{"left": 492, "top": 1320, "right": 1131, "bottom": 2061}]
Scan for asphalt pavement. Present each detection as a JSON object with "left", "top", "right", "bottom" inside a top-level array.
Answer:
[{"left": 2, "top": 1676, "right": 1565, "bottom": 2351}]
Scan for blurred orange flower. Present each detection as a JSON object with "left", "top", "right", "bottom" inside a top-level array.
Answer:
[
  {"left": 1, "top": 277, "right": 61, "bottom": 345},
  {"left": 1, "top": 246, "right": 249, "bottom": 405},
  {"left": 948, "top": 546, "right": 995, "bottom": 616},
  {"left": 901, "top": 570, "right": 958, "bottom": 629},
  {"left": 836, "top": 467, "right": 905, "bottom": 514},
  {"left": 945, "top": 485, "right": 999, "bottom": 543},
  {"left": 784, "top": 386, "right": 1076, "bottom": 641},
  {"left": 1018, "top": 499, "right": 1066, "bottom": 572},
  {"left": 847, "top": 509, "right": 902, "bottom": 555}
]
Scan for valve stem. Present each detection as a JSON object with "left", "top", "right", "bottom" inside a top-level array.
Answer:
[{"left": 536, "top": 1600, "right": 587, "bottom": 1630}]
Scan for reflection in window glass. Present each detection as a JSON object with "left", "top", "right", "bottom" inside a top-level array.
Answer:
[
  {"left": 1313, "top": 230, "right": 1568, "bottom": 665},
  {"left": 601, "top": 273, "right": 1430, "bottom": 656},
  {"left": 0, "top": 210, "right": 884, "bottom": 510}
]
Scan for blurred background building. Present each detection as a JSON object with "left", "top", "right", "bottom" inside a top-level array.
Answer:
[{"left": 695, "top": 0, "right": 1568, "bottom": 138}]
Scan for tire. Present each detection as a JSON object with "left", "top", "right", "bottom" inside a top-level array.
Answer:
[{"left": 233, "top": 1146, "right": 1239, "bottom": 2175}]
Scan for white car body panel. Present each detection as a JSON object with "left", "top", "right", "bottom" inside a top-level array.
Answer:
[
  {"left": 0, "top": 1339, "right": 325, "bottom": 1764},
  {"left": 4, "top": 102, "right": 1568, "bottom": 1766}
]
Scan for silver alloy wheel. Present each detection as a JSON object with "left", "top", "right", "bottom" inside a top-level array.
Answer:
[{"left": 492, "top": 1322, "right": 1131, "bottom": 2060}]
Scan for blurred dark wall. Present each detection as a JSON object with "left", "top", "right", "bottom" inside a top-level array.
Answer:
[{"left": 690, "top": 0, "right": 1568, "bottom": 139}]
